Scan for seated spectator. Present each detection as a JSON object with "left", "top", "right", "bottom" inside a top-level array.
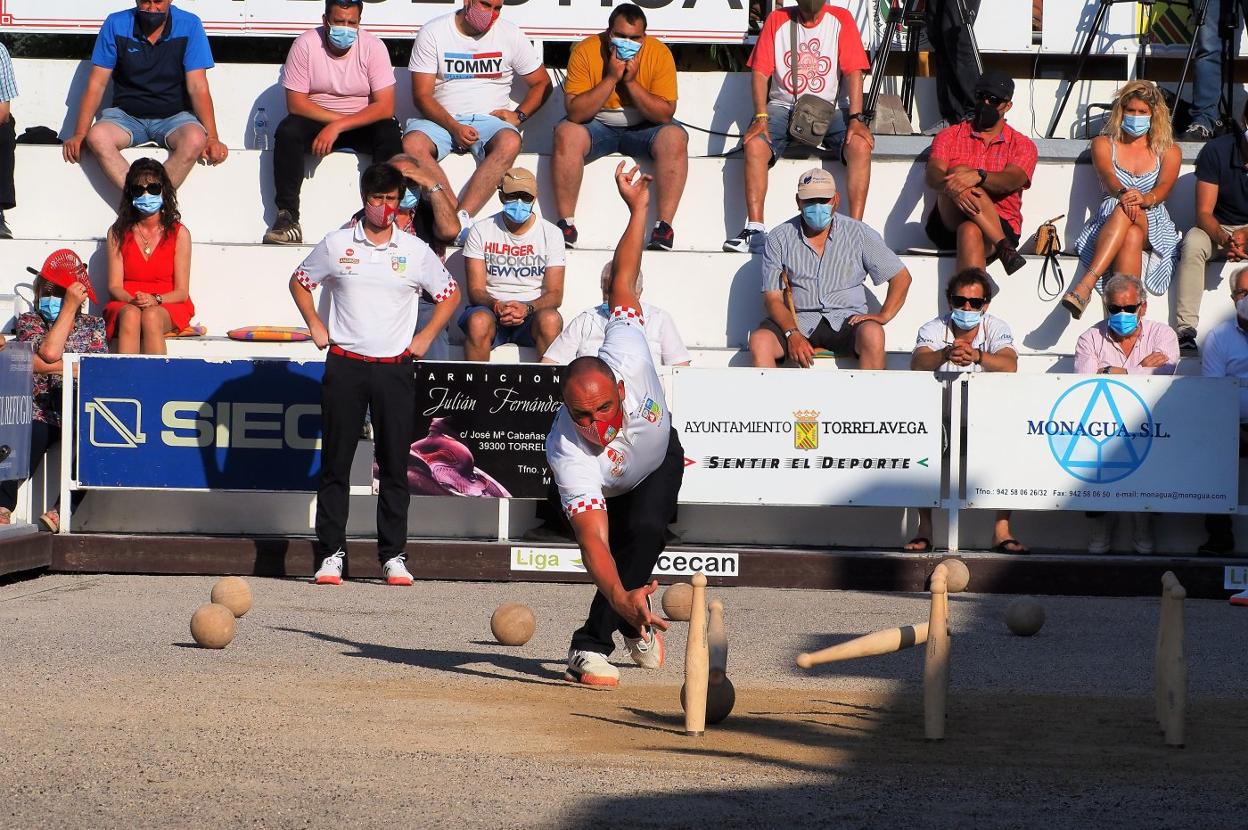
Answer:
[
  {"left": 102, "top": 158, "right": 195, "bottom": 355},
  {"left": 1063, "top": 82, "right": 1180, "bottom": 319},
  {"left": 461, "top": 167, "right": 565, "bottom": 361},
  {"left": 62, "top": 1, "right": 228, "bottom": 191},
  {"left": 542, "top": 263, "right": 690, "bottom": 366},
  {"left": 1073, "top": 273, "right": 1178, "bottom": 555},
  {"left": 263, "top": 0, "right": 405, "bottom": 245},
  {"left": 906, "top": 268, "right": 1025, "bottom": 554},
  {"left": 1, "top": 258, "right": 107, "bottom": 531},
  {"left": 1198, "top": 266, "right": 1248, "bottom": 556},
  {"left": 0, "top": 40, "right": 16, "bottom": 239},
  {"left": 924, "top": 70, "right": 1034, "bottom": 277},
  {"left": 1174, "top": 99, "right": 1248, "bottom": 357},
  {"left": 723, "top": 0, "right": 873, "bottom": 253},
  {"left": 403, "top": 0, "right": 551, "bottom": 239},
  {"left": 749, "top": 169, "right": 911, "bottom": 369},
  {"left": 552, "top": 4, "right": 687, "bottom": 251}
]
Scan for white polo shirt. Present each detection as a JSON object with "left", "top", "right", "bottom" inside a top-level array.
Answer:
[
  {"left": 546, "top": 306, "right": 671, "bottom": 518},
  {"left": 1202, "top": 318, "right": 1248, "bottom": 422},
  {"left": 294, "top": 221, "right": 458, "bottom": 358},
  {"left": 544, "top": 301, "right": 691, "bottom": 367},
  {"left": 914, "top": 313, "right": 1015, "bottom": 374}
]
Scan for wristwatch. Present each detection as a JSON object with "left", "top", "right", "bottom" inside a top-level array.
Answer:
[
  {"left": 783, "top": 327, "right": 797, "bottom": 339},
  {"left": 848, "top": 112, "right": 870, "bottom": 124},
  {"left": 155, "top": 294, "right": 164, "bottom": 305},
  {"left": 515, "top": 110, "right": 528, "bottom": 124},
  {"left": 976, "top": 168, "right": 988, "bottom": 186},
  {"left": 526, "top": 303, "right": 536, "bottom": 317}
]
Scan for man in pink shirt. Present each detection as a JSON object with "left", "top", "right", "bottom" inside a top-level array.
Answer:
[{"left": 264, "top": 0, "right": 403, "bottom": 245}]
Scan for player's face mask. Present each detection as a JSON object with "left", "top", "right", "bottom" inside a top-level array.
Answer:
[
  {"left": 574, "top": 382, "right": 626, "bottom": 447},
  {"left": 364, "top": 201, "right": 397, "bottom": 227}
]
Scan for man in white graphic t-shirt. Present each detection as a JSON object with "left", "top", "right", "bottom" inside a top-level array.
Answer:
[
  {"left": 546, "top": 162, "right": 684, "bottom": 688},
  {"left": 723, "top": 0, "right": 874, "bottom": 253},
  {"left": 403, "top": 0, "right": 551, "bottom": 239},
  {"left": 461, "top": 166, "right": 565, "bottom": 359}
]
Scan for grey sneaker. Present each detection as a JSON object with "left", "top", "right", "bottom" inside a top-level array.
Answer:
[
  {"left": 723, "top": 227, "right": 765, "bottom": 253},
  {"left": 263, "top": 209, "right": 302, "bottom": 245},
  {"left": 1177, "top": 327, "right": 1198, "bottom": 356},
  {"left": 1181, "top": 123, "right": 1214, "bottom": 142}
]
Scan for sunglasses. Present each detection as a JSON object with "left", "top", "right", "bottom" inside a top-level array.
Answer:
[
  {"left": 1106, "top": 303, "right": 1141, "bottom": 314},
  {"left": 501, "top": 192, "right": 535, "bottom": 203},
  {"left": 948, "top": 295, "right": 986, "bottom": 310},
  {"left": 127, "top": 182, "right": 163, "bottom": 198},
  {"left": 979, "top": 94, "right": 1006, "bottom": 107},
  {"left": 1233, "top": 289, "right": 1248, "bottom": 300}
]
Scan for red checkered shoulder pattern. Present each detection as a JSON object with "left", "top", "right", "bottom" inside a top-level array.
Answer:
[
  {"left": 432, "top": 280, "right": 458, "bottom": 303},
  {"left": 293, "top": 268, "right": 313, "bottom": 291},
  {"left": 564, "top": 496, "right": 606, "bottom": 518},
  {"left": 611, "top": 306, "right": 645, "bottom": 325}
]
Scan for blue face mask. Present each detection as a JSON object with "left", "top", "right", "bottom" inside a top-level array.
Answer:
[
  {"left": 950, "top": 308, "right": 982, "bottom": 330},
  {"left": 611, "top": 37, "right": 641, "bottom": 61},
  {"left": 1122, "top": 114, "right": 1151, "bottom": 137},
  {"left": 1108, "top": 311, "right": 1139, "bottom": 337},
  {"left": 800, "top": 202, "right": 832, "bottom": 230},
  {"left": 597, "top": 302, "right": 610, "bottom": 315},
  {"left": 327, "top": 25, "right": 358, "bottom": 50},
  {"left": 399, "top": 188, "right": 420, "bottom": 211},
  {"left": 133, "top": 193, "right": 163, "bottom": 216},
  {"left": 502, "top": 198, "right": 533, "bottom": 224},
  {"left": 37, "top": 297, "right": 62, "bottom": 321}
]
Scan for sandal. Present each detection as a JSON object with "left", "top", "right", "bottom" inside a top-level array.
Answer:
[
  {"left": 903, "top": 536, "right": 933, "bottom": 553},
  {"left": 1061, "top": 291, "right": 1089, "bottom": 319},
  {"left": 0, "top": 507, "right": 10, "bottom": 525},
  {"left": 40, "top": 508, "right": 59, "bottom": 533},
  {"left": 992, "top": 538, "right": 1029, "bottom": 554}
]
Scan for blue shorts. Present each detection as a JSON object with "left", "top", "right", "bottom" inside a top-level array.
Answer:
[
  {"left": 576, "top": 119, "right": 687, "bottom": 163},
  {"left": 403, "top": 114, "right": 519, "bottom": 162},
  {"left": 97, "top": 107, "right": 204, "bottom": 148},
  {"left": 458, "top": 305, "right": 537, "bottom": 348},
  {"left": 762, "top": 102, "right": 847, "bottom": 164}
]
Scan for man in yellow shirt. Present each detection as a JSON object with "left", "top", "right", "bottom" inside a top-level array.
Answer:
[{"left": 551, "top": 3, "right": 687, "bottom": 252}]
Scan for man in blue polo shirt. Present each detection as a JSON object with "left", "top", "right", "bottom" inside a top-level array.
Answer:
[{"left": 63, "top": 1, "right": 228, "bottom": 191}]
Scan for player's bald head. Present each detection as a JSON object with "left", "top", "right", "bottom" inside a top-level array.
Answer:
[
  {"left": 562, "top": 356, "right": 616, "bottom": 400},
  {"left": 561, "top": 356, "right": 623, "bottom": 424}
]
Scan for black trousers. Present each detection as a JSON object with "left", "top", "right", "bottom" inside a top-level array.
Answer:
[
  {"left": 924, "top": 0, "right": 981, "bottom": 125},
  {"left": 0, "top": 420, "right": 85, "bottom": 512},
  {"left": 0, "top": 116, "right": 15, "bottom": 211},
  {"left": 316, "top": 352, "right": 415, "bottom": 563},
  {"left": 274, "top": 115, "right": 403, "bottom": 217},
  {"left": 567, "top": 428, "right": 684, "bottom": 655}
]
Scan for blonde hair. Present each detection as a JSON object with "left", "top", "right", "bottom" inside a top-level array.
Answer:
[{"left": 1103, "top": 80, "right": 1173, "bottom": 155}]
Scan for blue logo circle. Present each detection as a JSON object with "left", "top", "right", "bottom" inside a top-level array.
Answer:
[{"left": 1044, "top": 379, "right": 1154, "bottom": 484}]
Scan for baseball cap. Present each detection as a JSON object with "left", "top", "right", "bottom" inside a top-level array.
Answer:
[
  {"left": 973, "top": 69, "right": 1015, "bottom": 101},
  {"left": 500, "top": 167, "right": 538, "bottom": 199},
  {"left": 796, "top": 168, "right": 837, "bottom": 200}
]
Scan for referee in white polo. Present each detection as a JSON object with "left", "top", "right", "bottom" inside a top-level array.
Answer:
[
  {"left": 290, "top": 163, "right": 459, "bottom": 587},
  {"left": 547, "top": 162, "right": 683, "bottom": 688}
]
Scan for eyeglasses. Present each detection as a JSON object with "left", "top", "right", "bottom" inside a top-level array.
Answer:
[
  {"left": 1233, "top": 289, "right": 1248, "bottom": 300},
  {"left": 948, "top": 295, "right": 986, "bottom": 310},
  {"left": 126, "top": 182, "right": 163, "bottom": 198},
  {"left": 1106, "top": 303, "right": 1141, "bottom": 314},
  {"left": 501, "top": 192, "right": 535, "bottom": 203}
]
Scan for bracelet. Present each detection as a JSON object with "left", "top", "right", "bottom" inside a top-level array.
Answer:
[{"left": 752, "top": 113, "right": 769, "bottom": 121}]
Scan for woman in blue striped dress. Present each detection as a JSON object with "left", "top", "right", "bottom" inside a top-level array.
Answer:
[{"left": 1062, "top": 81, "right": 1181, "bottom": 319}]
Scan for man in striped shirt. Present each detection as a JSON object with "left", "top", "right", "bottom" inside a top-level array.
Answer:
[{"left": 749, "top": 168, "right": 911, "bottom": 369}]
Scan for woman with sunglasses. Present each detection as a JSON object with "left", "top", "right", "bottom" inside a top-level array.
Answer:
[
  {"left": 1063, "top": 81, "right": 1181, "bottom": 319},
  {"left": 102, "top": 158, "right": 196, "bottom": 354}
]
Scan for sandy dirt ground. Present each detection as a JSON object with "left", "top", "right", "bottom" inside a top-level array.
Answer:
[{"left": 1, "top": 574, "right": 1245, "bottom": 830}]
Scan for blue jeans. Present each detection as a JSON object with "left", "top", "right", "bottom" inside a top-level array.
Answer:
[
  {"left": 578, "top": 119, "right": 687, "bottom": 163},
  {"left": 763, "top": 102, "right": 848, "bottom": 163},
  {"left": 1190, "top": 0, "right": 1225, "bottom": 129},
  {"left": 402, "top": 114, "right": 518, "bottom": 161},
  {"left": 96, "top": 107, "right": 204, "bottom": 148}
]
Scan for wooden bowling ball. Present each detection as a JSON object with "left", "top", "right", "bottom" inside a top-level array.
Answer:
[
  {"left": 941, "top": 559, "right": 970, "bottom": 594},
  {"left": 210, "top": 576, "right": 253, "bottom": 618},
  {"left": 661, "top": 583, "right": 693, "bottom": 621},
  {"left": 1005, "top": 599, "right": 1045, "bottom": 637},
  {"left": 490, "top": 602, "right": 536, "bottom": 646},
  {"left": 190, "top": 603, "right": 237, "bottom": 649},
  {"left": 681, "top": 676, "right": 736, "bottom": 725}
]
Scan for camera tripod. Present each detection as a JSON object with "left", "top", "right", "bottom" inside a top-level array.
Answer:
[{"left": 1171, "top": 0, "right": 1248, "bottom": 133}]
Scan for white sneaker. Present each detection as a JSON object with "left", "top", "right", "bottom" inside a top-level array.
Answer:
[
  {"left": 564, "top": 649, "right": 620, "bottom": 688},
  {"left": 314, "top": 551, "right": 345, "bottom": 585},
  {"left": 1087, "top": 514, "right": 1116, "bottom": 554},
  {"left": 1230, "top": 588, "right": 1248, "bottom": 607},
  {"left": 382, "top": 555, "right": 414, "bottom": 586},
  {"left": 454, "top": 209, "right": 471, "bottom": 247},
  {"left": 1132, "top": 513, "right": 1155, "bottom": 555},
  {"left": 624, "top": 629, "right": 664, "bottom": 670}
]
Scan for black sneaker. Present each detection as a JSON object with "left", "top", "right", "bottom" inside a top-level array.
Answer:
[
  {"left": 1197, "top": 536, "right": 1235, "bottom": 556},
  {"left": 556, "top": 218, "right": 578, "bottom": 249},
  {"left": 0, "top": 212, "right": 11, "bottom": 240},
  {"left": 723, "top": 227, "right": 764, "bottom": 253},
  {"left": 647, "top": 221, "right": 675, "bottom": 251},
  {"left": 263, "top": 209, "right": 302, "bottom": 245},
  {"left": 1181, "top": 124, "right": 1214, "bottom": 142},
  {"left": 995, "top": 239, "right": 1026, "bottom": 275},
  {"left": 1176, "top": 327, "right": 1199, "bottom": 356}
]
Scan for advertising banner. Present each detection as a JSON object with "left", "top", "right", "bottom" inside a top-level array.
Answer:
[
  {"left": 964, "top": 374, "right": 1239, "bottom": 513},
  {"left": 0, "top": 0, "right": 749, "bottom": 42},
  {"left": 672, "top": 368, "right": 943, "bottom": 507},
  {"left": 0, "top": 343, "right": 33, "bottom": 483},
  {"left": 389, "top": 361, "right": 560, "bottom": 500},
  {"left": 77, "top": 356, "right": 324, "bottom": 491}
]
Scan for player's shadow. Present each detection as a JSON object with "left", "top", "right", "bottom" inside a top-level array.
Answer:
[{"left": 274, "top": 626, "right": 565, "bottom": 686}]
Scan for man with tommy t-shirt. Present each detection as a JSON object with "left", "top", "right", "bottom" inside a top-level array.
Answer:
[
  {"left": 461, "top": 167, "right": 565, "bottom": 360},
  {"left": 724, "top": 0, "right": 873, "bottom": 253},
  {"left": 403, "top": 0, "right": 551, "bottom": 240}
]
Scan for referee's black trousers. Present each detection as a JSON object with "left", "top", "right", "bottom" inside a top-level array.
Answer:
[
  {"left": 316, "top": 352, "right": 415, "bottom": 564},
  {"left": 273, "top": 115, "right": 403, "bottom": 218},
  {"left": 568, "top": 427, "right": 684, "bottom": 656}
]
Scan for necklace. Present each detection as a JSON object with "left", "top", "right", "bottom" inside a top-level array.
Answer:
[{"left": 134, "top": 225, "right": 162, "bottom": 256}]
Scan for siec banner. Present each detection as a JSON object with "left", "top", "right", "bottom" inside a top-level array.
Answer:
[
  {"left": 964, "top": 374, "right": 1240, "bottom": 513},
  {"left": 0, "top": 0, "right": 749, "bottom": 43},
  {"left": 672, "top": 368, "right": 943, "bottom": 507},
  {"left": 77, "top": 356, "right": 324, "bottom": 491}
]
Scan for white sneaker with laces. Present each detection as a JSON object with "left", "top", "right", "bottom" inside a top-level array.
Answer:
[
  {"left": 624, "top": 629, "right": 664, "bottom": 670},
  {"left": 382, "top": 555, "right": 414, "bottom": 586},
  {"left": 1087, "top": 514, "right": 1115, "bottom": 554},
  {"left": 564, "top": 649, "right": 620, "bottom": 688},
  {"left": 1132, "top": 513, "right": 1155, "bottom": 555},
  {"left": 454, "top": 209, "right": 471, "bottom": 247},
  {"left": 314, "top": 551, "right": 345, "bottom": 585},
  {"left": 1230, "top": 588, "right": 1248, "bottom": 607}
]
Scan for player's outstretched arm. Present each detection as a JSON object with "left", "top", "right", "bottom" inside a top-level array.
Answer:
[
  {"left": 570, "top": 509, "right": 668, "bottom": 636},
  {"left": 608, "top": 161, "right": 650, "bottom": 314}
]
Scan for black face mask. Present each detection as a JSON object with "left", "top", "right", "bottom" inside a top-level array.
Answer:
[
  {"left": 971, "top": 100, "right": 1002, "bottom": 132},
  {"left": 136, "top": 10, "right": 168, "bottom": 36}
]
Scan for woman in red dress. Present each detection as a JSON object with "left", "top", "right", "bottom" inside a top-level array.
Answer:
[{"left": 103, "top": 158, "right": 195, "bottom": 355}]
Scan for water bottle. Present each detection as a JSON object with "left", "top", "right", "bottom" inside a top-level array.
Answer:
[{"left": 253, "top": 107, "right": 270, "bottom": 151}]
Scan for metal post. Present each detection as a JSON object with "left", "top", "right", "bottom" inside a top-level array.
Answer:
[
  {"left": 59, "top": 354, "right": 76, "bottom": 535},
  {"left": 945, "top": 376, "right": 964, "bottom": 553},
  {"left": 497, "top": 497, "right": 511, "bottom": 541}
]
